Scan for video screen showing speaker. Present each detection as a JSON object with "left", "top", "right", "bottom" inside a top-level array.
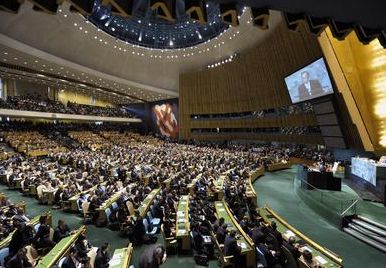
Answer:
[{"left": 284, "top": 58, "right": 334, "bottom": 104}]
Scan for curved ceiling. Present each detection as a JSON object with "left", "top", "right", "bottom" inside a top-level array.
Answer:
[
  {"left": 0, "top": 1, "right": 282, "bottom": 97},
  {"left": 89, "top": 0, "right": 231, "bottom": 49}
]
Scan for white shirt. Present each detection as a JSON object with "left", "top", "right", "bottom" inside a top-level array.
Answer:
[{"left": 304, "top": 81, "right": 312, "bottom": 95}]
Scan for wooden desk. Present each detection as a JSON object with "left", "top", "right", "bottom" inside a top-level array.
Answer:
[
  {"left": 109, "top": 243, "right": 133, "bottom": 268},
  {"left": 97, "top": 190, "right": 124, "bottom": 224},
  {"left": 215, "top": 201, "right": 255, "bottom": 267},
  {"left": 68, "top": 182, "right": 106, "bottom": 212},
  {"left": 267, "top": 162, "right": 292, "bottom": 172},
  {"left": 176, "top": 195, "right": 190, "bottom": 250},
  {"left": 188, "top": 174, "right": 202, "bottom": 195},
  {"left": 259, "top": 207, "right": 343, "bottom": 267},
  {"left": 137, "top": 188, "right": 161, "bottom": 218},
  {"left": 250, "top": 167, "right": 265, "bottom": 183},
  {"left": 214, "top": 175, "right": 226, "bottom": 200},
  {"left": 36, "top": 226, "right": 87, "bottom": 268}
]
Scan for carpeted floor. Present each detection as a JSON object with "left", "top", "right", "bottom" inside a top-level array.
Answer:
[{"left": 1, "top": 166, "right": 386, "bottom": 267}]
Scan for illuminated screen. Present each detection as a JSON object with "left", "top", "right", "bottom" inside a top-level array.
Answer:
[
  {"left": 351, "top": 157, "right": 377, "bottom": 186},
  {"left": 285, "top": 58, "right": 334, "bottom": 103},
  {"left": 151, "top": 100, "right": 179, "bottom": 138}
]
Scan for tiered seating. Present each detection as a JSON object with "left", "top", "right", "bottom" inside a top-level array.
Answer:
[
  {"left": 68, "top": 131, "right": 111, "bottom": 150},
  {"left": 101, "top": 131, "right": 163, "bottom": 146},
  {"left": 0, "top": 143, "right": 16, "bottom": 161},
  {"left": 0, "top": 96, "right": 135, "bottom": 118},
  {"left": 67, "top": 102, "right": 134, "bottom": 118},
  {"left": 1, "top": 131, "right": 67, "bottom": 157}
]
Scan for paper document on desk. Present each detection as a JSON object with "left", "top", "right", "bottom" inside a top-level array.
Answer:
[
  {"left": 238, "top": 242, "right": 247, "bottom": 249},
  {"left": 109, "top": 256, "right": 122, "bottom": 266},
  {"left": 177, "top": 211, "right": 184, "bottom": 217},
  {"left": 218, "top": 208, "right": 225, "bottom": 212},
  {"left": 315, "top": 256, "right": 328, "bottom": 265},
  {"left": 178, "top": 218, "right": 186, "bottom": 223},
  {"left": 177, "top": 230, "right": 186, "bottom": 235},
  {"left": 284, "top": 230, "right": 295, "bottom": 237}
]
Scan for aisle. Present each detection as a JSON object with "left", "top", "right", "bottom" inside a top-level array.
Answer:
[{"left": 254, "top": 167, "right": 386, "bottom": 268}]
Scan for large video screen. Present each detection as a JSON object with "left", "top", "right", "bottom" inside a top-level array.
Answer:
[
  {"left": 151, "top": 99, "right": 179, "bottom": 138},
  {"left": 284, "top": 58, "right": 334, "bottom": 104},
  {"left": 351, "top": 157, "right": 377, "bottom": 186}
]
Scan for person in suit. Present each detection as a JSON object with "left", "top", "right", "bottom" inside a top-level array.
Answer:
[
  {"left": 34, "top": 215, "right": 55, "bottom": 252},
  {"left": 9, "top": 223, "right": 29, "bottom": 257},
  {"left": 297, "top": 71, "right": 324, "bottom": 100},
  {"left": 6, "top": 248, "right": 33, "bottom": 268},
  {"left": 283, "top": 236, "right": 301, "bottom": 260},
  {"left": 62, "top": 247, "right": 81, "bottom": 268},
  {"left": 53, "top": 219, "right": 71, "bottom": 243},
  {"left": 223, "top": 230, "right": 242, "bottom": 267},
  {"left": 269, "top": 222, "right": 283, "bottom": 247},
  {"left": 95, "top": 243, "right": 111, "bottom": 268},
  {"left": 138, "top": 244, "right": 166, "bottom": 268},
  {"left": 216, "top": 223, "right": 227, "bottom": 244}
]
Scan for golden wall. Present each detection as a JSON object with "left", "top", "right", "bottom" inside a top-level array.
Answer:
[
  {"left": 179, "top": 22, "right": 323, "bottom": 144},
  {"left": 57, "top": 89, "right": 113, "bottom": 107},
  {"left": 319, "top": 28, "right": 386, "bottom": 154}
]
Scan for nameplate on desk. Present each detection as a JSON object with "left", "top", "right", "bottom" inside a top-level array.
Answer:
[
  {"left": 177, "top": 230, "right": 187, "bottom": 235},
  {"left": 238, "top": 242, "right": 247, "bottom": 249},
  {"left": 315, "top": 255, "right": 327, "bottom": 265}
]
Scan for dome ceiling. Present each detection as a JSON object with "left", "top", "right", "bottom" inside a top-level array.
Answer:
[{"left": 89, "top": 0, "right": 234, "bottom": 49}]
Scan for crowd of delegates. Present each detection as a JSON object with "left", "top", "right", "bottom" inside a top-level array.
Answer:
[
  {"left": 0, "top": 123, "right": 335, "bottom": 267},
  {"left": 0, "top": 95, "right": 135, "bottom": 118}
]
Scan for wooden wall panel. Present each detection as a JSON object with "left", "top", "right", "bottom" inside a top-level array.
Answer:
[{"left": 179, "top": 22, "right": 323, "bottom": 142}]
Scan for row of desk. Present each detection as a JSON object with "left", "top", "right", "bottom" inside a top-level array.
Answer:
[
  {"left": 36, "top": 225, "right": 133, "bottom": 268},
  {"left": 215, "top": 201, "right": 256, "bottom": 267},
  {"left": 176, "top": 195, "right": 190, "bottom": 250},
  {"left": 259, "top": 207, "right": 343, "bottom": 268}
]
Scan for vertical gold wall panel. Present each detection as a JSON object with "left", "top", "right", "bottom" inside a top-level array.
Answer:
[
  {"left": 319, "top": 28, "right": 386, "bottom": 153},
  {"left": 179, "top": 23, "right": 323, "bottom": 141},
  {"left": 58, "top": 89, "right": 113, "bottom": 107}
]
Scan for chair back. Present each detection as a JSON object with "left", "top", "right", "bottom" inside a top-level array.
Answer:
[
  {"left": 36, "top": 185, "right": 45, "bottom": 198},
  {"left": 25, "top": 245, "right": 39, "bottom": 266},
  {"left": 0, "top": 247, "right": 9, "bottom": 266},
  {"left": 58, "top": 257, "right": 67, "bottom": 268},
  {"left": 34, "top": 223, "right": 41, "bottom": 233},
  {"left": 126, "top": 200, "right": 135, "bottom": 215},
  {"left": 76, "top": 199, "right": 83, "bottom": 212},
  {"left": 82, "top": 201, "right": 90, "bottom": 215},
  {"left": 142, "top": 218, "right": 149, "bottom": 232},
  {"left": 147, "top": 211, "right": 153, "bottom": 221},
  {"left": 49, "top": 227, "right": 55, "bottom": 241},
  {"left": 105, "top": 208, "right": 112, "bottom": 222}
]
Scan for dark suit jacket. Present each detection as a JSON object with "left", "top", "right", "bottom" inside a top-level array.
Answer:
[
  {"left": 138, "top": 245, "right": 160, "bottom": 268},
  {"left": 283, "top": 241, "right": 301, "bottom": 259},
  {"left": 53, "top": 225, "right": 70, "bottom": 243},
  {"left": 95, "top": 249, "right": 111, "bottom": 268},
  {"left": 223, "top": 236, "right": 241, "bottom": 257},
  {"left": 298, "top": 80, "right": 324, "bottom": 100},
  {"left": 6, "top": 255, "right": 33, "bottom": 268},
  {"left": 61, "top": 257, "right": 77, "bottom": 268}
]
